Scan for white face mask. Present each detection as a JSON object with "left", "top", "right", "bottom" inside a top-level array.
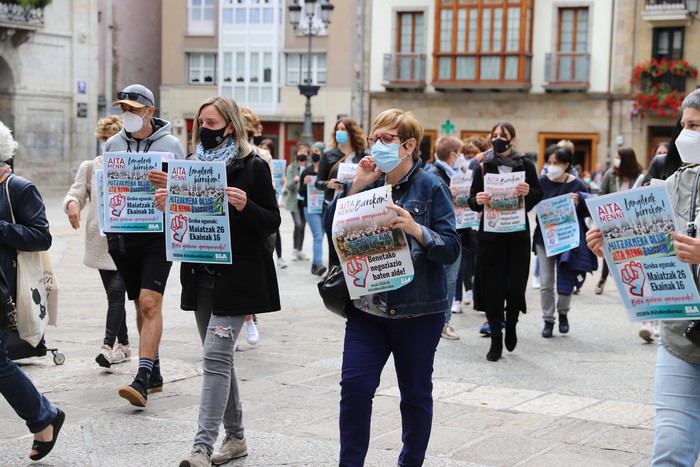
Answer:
[
  {"left": 613, "top": 158, "right": 621, "bottom": 168},
  {"left": 122, "top": 110, "right": 147, "bottom": 133},
  {"left": 453, "top": 154, "right": 466, "bottom": 170},
  {"left": 676, "top": 129, "right": 700, "bottom": 164},
  {"left": 547, "top": 165, "right": 564, "bottom": 180}
]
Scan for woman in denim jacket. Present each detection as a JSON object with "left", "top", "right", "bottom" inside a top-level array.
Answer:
[{"left": 324, "top": 108, "right": 460, "bottom": 467}]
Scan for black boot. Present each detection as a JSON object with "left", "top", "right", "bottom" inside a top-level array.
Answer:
[
  {"left": 559, "top": 314, "right": 569, "bottom": 334},
  {"left": 505, "top": 324, "right": 517, "bottom": 352},
  {"left": 542, "top": 321, "right": 554, "bottom": 338},
  {"left": 487, "top": 333, "right": 503, "bottom": 362}
]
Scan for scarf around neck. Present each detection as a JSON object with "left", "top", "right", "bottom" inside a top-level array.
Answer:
[
  {"left": 483, "top": 149, "right": 526, "bottom": 168},
  {"left": 433, "top": 158, "right": 458, "bottom": 178},
  {"left": 195, "top": 136, "right": 238, "bottom": 166},
  {"left": 0, "top": 161, "right": 12, "bottom": 184}
]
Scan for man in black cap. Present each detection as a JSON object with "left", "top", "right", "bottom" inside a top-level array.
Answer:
[{"left": 105, "top": 84, "right": 185, "bottom": 407}]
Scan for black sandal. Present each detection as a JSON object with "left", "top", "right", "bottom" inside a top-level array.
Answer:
[{"left": 29, "top": 408, "right": 65, "bottom": 461}]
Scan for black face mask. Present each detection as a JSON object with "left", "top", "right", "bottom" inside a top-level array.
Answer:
[
  {"left": 491, "top": 138, "right": 511, "bottom": 155},
  {"left": 311, "top": 153, "right": 321, "bottom": 163},
  {"left": 199, "top": 127, "right": 228, "bottom": 150},
  {"left": 297, "top": 154, "right": 308, "bottom": 162},
  {"left": 252, "top": 135, "right": 264, "bottom": 146}
]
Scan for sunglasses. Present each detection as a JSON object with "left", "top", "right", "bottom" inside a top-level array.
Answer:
[
  {"left": 117, "top": 91, "right": 153, "bottom": 106},
  {"left": 367, "top": 133, "right": 401, "bottom": 146}
]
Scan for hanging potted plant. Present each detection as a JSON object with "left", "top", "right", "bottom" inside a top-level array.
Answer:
[{"left": 630, "top": 58, "right": 698, "bottom": 118}]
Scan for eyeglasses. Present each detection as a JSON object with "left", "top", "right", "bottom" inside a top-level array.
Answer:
[
  {"left": 367, "top": 133, "right": 401, "bottom": 146},
  {"left": 117, "top": 91, "right": 153, "bottom": 106}
]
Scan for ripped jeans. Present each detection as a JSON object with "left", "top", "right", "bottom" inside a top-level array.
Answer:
[{"left": 192, "top": 284, "right": 246, "bottom": 455}]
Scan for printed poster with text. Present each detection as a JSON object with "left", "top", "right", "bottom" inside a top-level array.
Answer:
[
  {"left": 95, "top": 169, "right": 106, "bottom": 236},
  {"left": 535, "top": 194, "right": 580, "bottom": 257},
  {"left": 272, "top": 159, "right": 286, "bottom": 200},
  {"left": 483, "top": 172, "right": 526, "bottom": 233},
  {"left": 337, "top": 162, "right": 358, "bottom": 181},
  {"left": 586, "top": 185, "right": 700, "bottom": 322},
  {"left": 332, "top": 185, "right": 414, "bottom": 299},
  {"left": 103, "top": 153, "right": 163, "bottom": 232},
  {"left": 165, "top": 160, "right": 231, "bottom": 264},
  {"left": 306, "top": 175, "right": 324, "bottom": 214},
  {"left": 451, "top": 172, "right": 479, "bottom": 230}
]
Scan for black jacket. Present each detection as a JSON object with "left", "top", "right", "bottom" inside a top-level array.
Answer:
[
  {"left": 180, "top": 152, "right": 281, "bottom": 315},
  {"left": 467, "top": 153, "right": 543, "bottom": 241},
  {"left": 314, "top": 147, "right": 364, "bottom": 203},
  {"left": 0, "top": 175, "right": 52, "bottom": 299}
]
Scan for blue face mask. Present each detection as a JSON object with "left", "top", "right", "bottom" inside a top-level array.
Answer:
[
  {"left": 372, "top": 140, "right": 409, "bottom": 174},
  {"left": 335, "top": 130, "right": 349, "bottom": 145}
]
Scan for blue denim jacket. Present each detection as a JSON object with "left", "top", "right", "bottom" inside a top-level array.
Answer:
[{"left": 324, "top": 161, "right": 460, "bottom": 316}]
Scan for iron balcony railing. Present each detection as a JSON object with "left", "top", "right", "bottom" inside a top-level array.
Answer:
[
  {"left": 0, "top": 1, "right": 46, "bottom": 28},
  {"left": 383, "top": 53, "right": 426, "bottom": 87},
  {"left": 644, "top": 0, "right": 690, "bottom": 11},
  {"left": 544, "top": 52, "right": 591, "bottom": 87}
]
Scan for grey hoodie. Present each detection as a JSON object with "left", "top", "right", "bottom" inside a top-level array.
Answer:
[{"left": 104, "top": 117, "right": 185, "bottom": 159}]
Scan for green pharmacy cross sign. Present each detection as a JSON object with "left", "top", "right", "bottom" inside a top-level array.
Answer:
[{"left": 441, "top": 119, "right": 455, "bottom": 135}]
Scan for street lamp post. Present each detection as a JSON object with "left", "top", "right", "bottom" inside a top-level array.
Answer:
[{"left": 288, "top": 0, "right": 334, "bottom": 145}]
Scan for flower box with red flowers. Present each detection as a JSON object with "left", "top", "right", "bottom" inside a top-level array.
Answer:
[{"left": 630, "top": 58, "right": 698, "bottom": 119}]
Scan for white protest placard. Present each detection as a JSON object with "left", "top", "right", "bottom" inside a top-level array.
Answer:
[
  {"left": 586, "top": 185, "right": 700, "bottom": 322},
  {"left": 535, "top": 194, "right": 580, "bottom": 257},
  {"left": 165, "top": 160, "right": 231, "bottom": 264},
  {"left": 337, "top": 162, "right": 358, "bottom": 181},
  {"left": 332, "top": 186, "right": 414, "bottom": 299},
  {"left": 306, "top": 175, "right": 324, "bottom": 214},
  {"left": 451, "top": 172, "right": 479, "bottom": 230},
  {"left": 483, "top": 172, "right": 526, "bottom": 233}
]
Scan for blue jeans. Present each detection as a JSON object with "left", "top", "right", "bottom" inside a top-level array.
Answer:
[
  {"left": 0, "top": 331, "right": 57, "bottom": 433},
  {"left": 304, "top": 207, "right": 324, "bottom": 266},
  {"left": 339, "top": 307, "right": 443, "bottom": 467},
  {"left": 443, "top": 250, "right": 462, "bottom": 325},
  {"left": 652, "top": 343, "right": 700, "bottom": 465}
]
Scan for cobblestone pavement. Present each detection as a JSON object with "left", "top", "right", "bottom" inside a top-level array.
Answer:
[{"left": 0, "top": 189, "right": 661, "bottom": 466}]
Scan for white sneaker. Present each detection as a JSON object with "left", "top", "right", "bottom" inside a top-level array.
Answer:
[
  {"left": 652, "top": 321, "right": 660, "bottom": 337},
  {"left": 441, "top": 325, "right": 460, "bottom": 340},
  {"left": 211, "top": 433, "right": 248, "bottom": 465},
  {"left": 292, "top": 249, "right": 301, "bottom": 261},
  {"left": 463, "top": 289, "right": 473, "bottom": 305},
  {"left": 95, "top": 344, "right": 112, "bottom": 368},
  {"left": 451, "top": 300, "right": 462, "bottom": 314},
  {"left": 234, "top": 339, "right": 240, "bottom": 352},
  {"left": 277, "top": 257, "right": 288, "bottom": 269},
  {"left": 112, "top": 343, "right": 132, "bottom": 364},
  {"left": 296, "top": 250, "right": 308, "bottom": 261},
  {"left": 532, "top": 276, "right": 541, "bottom": 289},
  {"left": 246, "top": 320, "right": 259, "bottom": 345},
  {"left": 180, "top": 447, "right": 211, "bottom": 467}
]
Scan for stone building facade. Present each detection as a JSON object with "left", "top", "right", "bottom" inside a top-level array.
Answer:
[{"left": 0, "top": 0, "right": 99, "bottom": 188}]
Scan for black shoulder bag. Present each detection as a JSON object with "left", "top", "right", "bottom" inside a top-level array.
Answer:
[
  {"left": 317, "top": 168, "right": 424, "bottom": 318},
  {"left": 243, "top": 154, "right": 277, "bottom": 256}
]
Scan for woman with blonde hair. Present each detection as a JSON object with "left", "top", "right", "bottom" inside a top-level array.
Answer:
[
  {"left": 324, "top": 109, "right": 459, "bottom": 466},
  {"left": 64, "top": 115, "right": 131, "bottom": 368},
  {"left": 156, "top": 96, "right": 280, "bottom": 467}
]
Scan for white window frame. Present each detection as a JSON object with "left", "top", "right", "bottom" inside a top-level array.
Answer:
[
  {"left": 221, "top": 0, "right": 274, "bottom": 25},
  {"left": 222, "top": 51, "right": 275, "bottom": 105},
  {"left": 285, "top": 53, "right": 327, "bottom": 85},
  {"left": 188, "top": 53, "right": 217, "bottom": 85},
  {"left": 188, "top": 0, "right": 215, "bottom": 35}
]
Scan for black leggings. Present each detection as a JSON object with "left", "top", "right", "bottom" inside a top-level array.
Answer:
[{"left": 98, "top": 269, "right": 128, "bottom": 347}]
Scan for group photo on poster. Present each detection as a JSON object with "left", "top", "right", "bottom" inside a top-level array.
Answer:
[
  {"left": 165, "top": 160, "right": 232, "bottom": 264},
  {"left": 332, "top": 185, "right": 414, "bottom": 299},
  {"left": 586, "top": 185, "right": 700, "bottom": 321},
  {"left": 451, "top": 172, "right": 479, "bottom": 230},
  {"left": 483, "top": 172, "right": 526, "bottom": 233},
  {"left": 103, "top": 152, "right": 165, "bottom": 232}
]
